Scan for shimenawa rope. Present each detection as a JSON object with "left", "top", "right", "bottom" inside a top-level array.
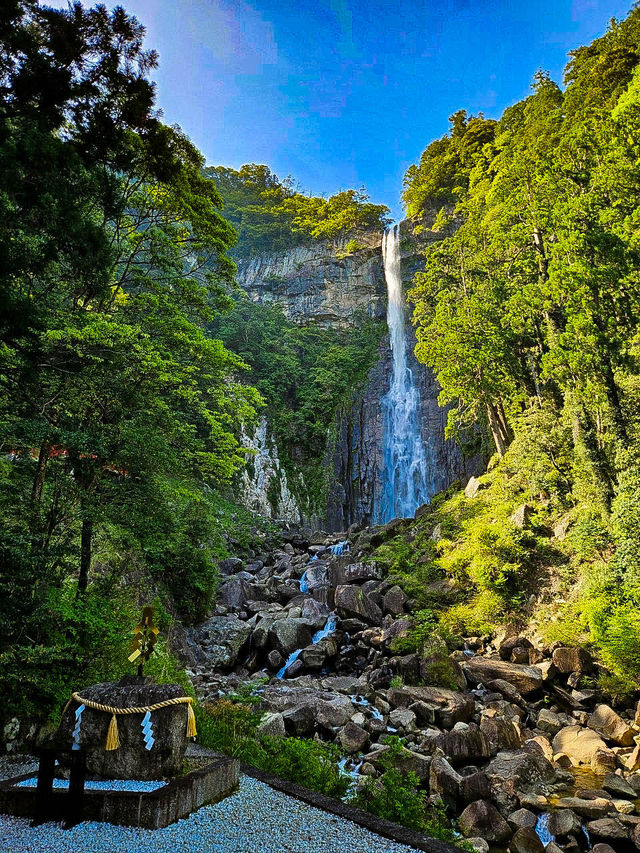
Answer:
[{"left": 67, "top": 692, "right": 197, "bottom": 751}]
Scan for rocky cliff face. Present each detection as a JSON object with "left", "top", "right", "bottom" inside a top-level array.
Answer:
[
  {"left": 236, "top": 235, "right": 386, "bottom": 328},
  {"left": 235, "top": 222, "right": 482, "bottom": 530},
  {"left": 326, "top": 324, "right": 481, "bottom": 530},
  {"left": 238, "top": 417, "right": 302, "bottom": 524}
]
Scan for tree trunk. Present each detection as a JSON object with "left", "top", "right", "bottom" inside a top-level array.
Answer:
[
  {"left": 77, "top": 510, "right": 93, "bottom": 596},
  {"left": 31, "top": 440, "right": 50, "bottom": 503},
  {"left": 487, "top": 402, "right": 511, "bottom": 457}
]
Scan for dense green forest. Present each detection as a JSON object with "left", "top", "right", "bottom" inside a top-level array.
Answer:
[
  {"left": 210, "top": 298, "right": 385, "bottom": 513},
  {"left": 204, "top": 164, "right": 391, "bottom": 256},
  {"left": 0, "top": 0, "right": 261, "bottom": 716},
  {"left": 0, "top": 1, "right": 387, "bottom": 720},
  {"left": 390, "top": 5, "right": 640, "bottom": 691}
]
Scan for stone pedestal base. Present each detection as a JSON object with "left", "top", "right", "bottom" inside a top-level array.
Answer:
[{"left": 0, "top": 755, "right": 239, "bottom": 828}]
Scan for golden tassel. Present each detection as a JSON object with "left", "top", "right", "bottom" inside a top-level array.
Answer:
[
  {"left": 105, "top": 713, "right": 120, "bottom": 751},
  {"left": 186, "top": 702, "right": 197, "bottom": 738}
]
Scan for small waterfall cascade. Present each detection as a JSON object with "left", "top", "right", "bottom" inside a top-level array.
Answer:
[
  {"left": 276, "top": 613, "right": 337, "bottom": 679},
  {"left": 375, "top": 224, "right": 433, "bottom": 524},
  {"left": 329, "top": 540, "right": 350, "bottom": 556},
  {"left": 535, "top": 814, "right": 555, "bottom": 846}
]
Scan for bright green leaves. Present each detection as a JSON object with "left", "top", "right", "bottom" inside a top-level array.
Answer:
[{"left": 203, "top": 164, "right": 390, "bottom": 256}]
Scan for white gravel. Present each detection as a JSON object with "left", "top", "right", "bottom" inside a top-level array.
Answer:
[{"left": 0, "top": 774, "right": 422, "bottom": 853}]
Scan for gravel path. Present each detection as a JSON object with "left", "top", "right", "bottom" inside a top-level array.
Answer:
[{"left": 0, "top": 774, "right": 422, "bottom": 853}]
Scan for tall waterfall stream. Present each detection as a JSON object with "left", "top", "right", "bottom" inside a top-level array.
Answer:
[{"left": 375, "top": 225, "right": 432, "bottom": 523}]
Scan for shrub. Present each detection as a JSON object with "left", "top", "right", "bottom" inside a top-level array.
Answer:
[
  {"left": 351, "top": 738, "right": 460, "bottom": 842},
  {"left": 196, "top": 698, "right": 349, "bottom": 798},
  {"left": 390, "top": 609, "right": 457, "bottom": 658},
  {"left": 261, "top": 736, "right": 349, "bottom": 799}
]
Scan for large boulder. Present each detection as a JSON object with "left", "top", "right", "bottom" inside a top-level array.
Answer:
[
  {"left": 383, "top": 585, "right": 408, "bottom": 616},
  {"left": 334, "top": 584, "right": 382, "bottom": 623},
  {"left": 553, "top": 797, "right": 613, "bottom": 819},
  {"left": 189, "top": 614, "right": 251, "bottom": 668},
  {"left": 464, "top": 477, "right": 484, "bottom": 499},
  {"left": 509, "top": 827, "right": 544, "bottom": 853},
  {"left": 551, "top": 646, "right": 593, "bottom": 674},
  {"left": 547, "top": 808, "right": 582, "bottom": 837},
  {"left": 260, "top": 686, "right": 354, "bottom": 732},
  {"left": 57, "top": 678, "right": 190, "bottom": 780},
  {"left": 423, "top": 724, "right": 491, "bottom": 765},
  {"left": 480, "top": 715, "right": 522, "bottom": 753},
  {"left": 218, "top": 577, "right": 249, "bottom": 610},
  {"left": 602, "top": 772, "right": 637, "bottom": 799},
  {"left": 337, "top": 721, "right": 369, "bottom": 754},
  {"left": 586, "top": 817, "right": 630, "bottom": 844},
  {"left": 218, "top": 557, "right": 243, "bottom": 575},
  {"left": 388, "top": 685, "right": 475, "bottom": 729},
  {"left": 587, "top": 704, "right": 636, "bottom": 747},
  {"left": 552, "top": 725, "right": 607, "bottom": 766},
  {"left": 486, "top": 750, "right": 556, "bottom": 791},
  {"left": 305, "top": 563, "right": 329, "bottom": 591},
  {"left": 485, "top": 749, "right": 556, "bottom": 814},
  {"left": 499, "top": 636, "right": 533, "bottom": 662},
  {"left": 267, "top": 618, "right": 315, "bottom": 656},
  {"left": 337, "top": 562, "right": 383, "bottom": 584},
  {"left": 459, "top": 772, "right": 491, "bottom": 805},
  {"left": 256, "top": 712, "right": 286, "bottom": 738},
  {"left": 458, "top": 800, "right": 512, "bottom": 843},
  {"left": 536, "top": 709, "right": 564, "bottom": 736},
  {"left": 300, "top": 598, "right": 330, "bottom": 625},
  {"left": 462, "top": 657, "right": 543, "bottom": 696},
  {"left": 429, "top": 755, "right": 462, "bottom": 810}
]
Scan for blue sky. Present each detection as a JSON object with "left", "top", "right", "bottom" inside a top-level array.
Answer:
[{"left": 50, "top": 0, "right": 634, "bottom": 219}]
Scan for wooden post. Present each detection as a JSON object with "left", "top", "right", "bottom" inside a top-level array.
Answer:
[
  {"left": 32, "top": 749, "right": 56, "bottom": 826},
  {"left": 64, "top": 749, "right": 86, "bottom": 829}
]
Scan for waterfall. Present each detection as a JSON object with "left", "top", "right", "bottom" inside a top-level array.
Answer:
[
  {"left": 276, "top": 613, "right": 337, "bottom": 679},
  {"left": 375, "top": 224, "right": 432, "bottom": 523}
]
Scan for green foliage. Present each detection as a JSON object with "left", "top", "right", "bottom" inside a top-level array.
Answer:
[
  {"left": 196, "top": 699, "right": 349, "bottom": 799},
  {"left": 211, "top": 296, "right": 386, "bottom": 512},
  {"left": 0, "top": 581, "right": 190, "bottom": 723},
  {"left": 351, "top": 737, "right": 460, "bottom": 842},
  {"left": 0, "top": 1, "right": 271, "bottom": 726},
  {"left": 390, "top": 609, "right": 455, "bottom": 657},
  {"left": 261, "top": 736, "right": 349, "bottom": 799},
  {"left": 203, "top": 165, "right": 390, "bottom": 256},
  {"left": 419, "top": 655, "right": 461, "bottom": 690},
  {"left": 397, "top": 6, "right": 640, "bottom": 688},
  {"left": 402, "top": 111, "right": 497, "bottom": 219}
]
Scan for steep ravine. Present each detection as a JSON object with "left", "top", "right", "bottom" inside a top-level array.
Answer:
[
  {"left": 184, "top": 518, "right": 640, "bottom": 853},
  {"left": 235, "top": 222, "right": 482, "bottom": 531}
]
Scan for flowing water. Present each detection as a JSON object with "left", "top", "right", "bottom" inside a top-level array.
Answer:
[
  {"left": 329, "top": 540, "right": 350, "bottom": 556},
  {"left": 276, "top": 614, "right": 338, "bottom": 679},
  {"left": 375, "top": 225, "right": 433, "bottom": 523}
]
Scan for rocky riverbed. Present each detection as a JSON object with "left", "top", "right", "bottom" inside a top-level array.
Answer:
[{"left": 177, "top": 522, "right": 640, "bottom": 853}]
